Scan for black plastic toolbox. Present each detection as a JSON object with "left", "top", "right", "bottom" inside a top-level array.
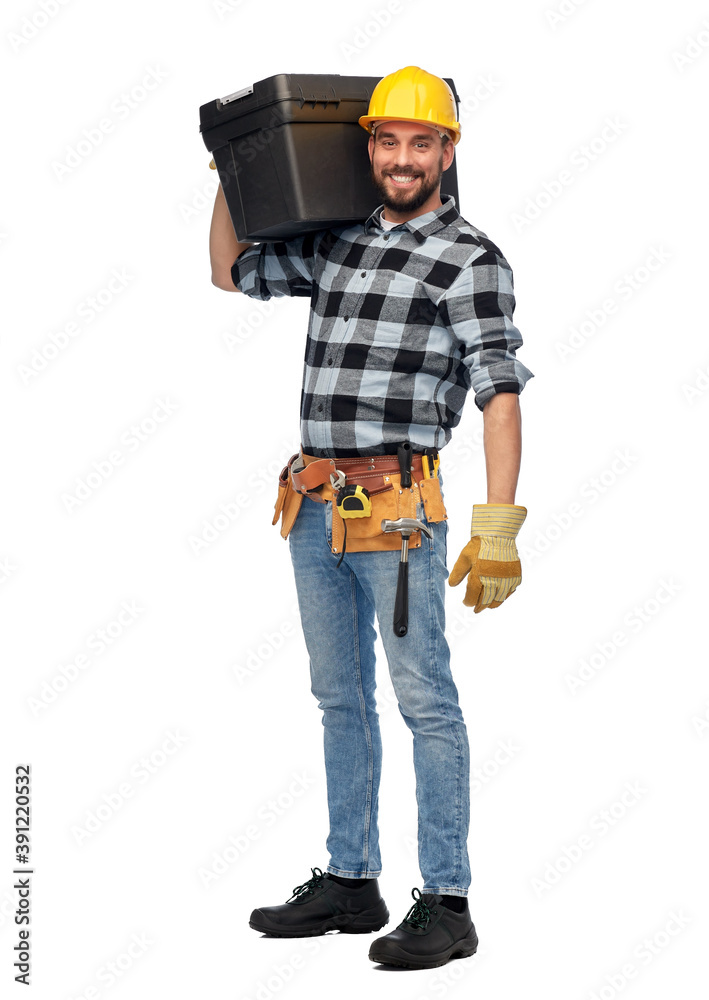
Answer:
[{"left": 199, "top": 73, "right": 460, "bottom": 242}]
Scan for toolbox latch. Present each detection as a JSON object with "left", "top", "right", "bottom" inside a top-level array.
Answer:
[{"left": 218, "top": 84, "right": 254, "bottom": 108}]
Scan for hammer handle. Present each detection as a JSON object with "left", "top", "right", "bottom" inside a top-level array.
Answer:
[
  {"left": 397, "top": 443, "right": 412, "bottom": 488},
  {"left": 393, "top": 561, "right": 409, "bottom": 637}
]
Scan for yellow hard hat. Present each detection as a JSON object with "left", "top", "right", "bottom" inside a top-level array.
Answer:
[{"left": 359, "top": 66, "right": 461, "bottom": 145}]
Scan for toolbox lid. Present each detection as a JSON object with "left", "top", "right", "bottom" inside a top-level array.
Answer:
[{"left": 199, "top": 73, "right": 460, "bottom": 151}]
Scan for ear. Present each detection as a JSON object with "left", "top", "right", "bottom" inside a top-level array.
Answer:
[
  {"left": 368, "top": 133, "right": 374, "bottom": 163},
  {"left": 441, "top": 140, "right": 455, "bottom": 172}
]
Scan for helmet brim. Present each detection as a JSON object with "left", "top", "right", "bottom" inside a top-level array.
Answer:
[{"left": 358, "top": 115, "right": 461, "bottom": 145}]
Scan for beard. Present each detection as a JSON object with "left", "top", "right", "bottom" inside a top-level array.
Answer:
[{"left": 370, "top": 154, "right": 444, "bottom": 214}]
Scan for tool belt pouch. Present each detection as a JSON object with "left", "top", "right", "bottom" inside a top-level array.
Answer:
[
  {"left": 330, "top": 470, "right": 448, "bottom": 556},
  {"left": 418, "top": 475, "right": 448, "bottom": 524},
  {"left": 272, "top": 454, "right": 303, "bottom": 540}
]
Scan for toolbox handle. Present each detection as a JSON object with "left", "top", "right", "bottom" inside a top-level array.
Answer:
[{"left": 296, "top": 84, "right": 341, "bottom": 110}]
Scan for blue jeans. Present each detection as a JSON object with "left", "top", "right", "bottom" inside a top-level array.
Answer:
[{"left": 288, "top": 487, "right": 471, "bottom": 896}]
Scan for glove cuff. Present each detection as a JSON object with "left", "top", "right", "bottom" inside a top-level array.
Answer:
[{"left": 471, "top": 503, "right": 527, "bottom": 539}]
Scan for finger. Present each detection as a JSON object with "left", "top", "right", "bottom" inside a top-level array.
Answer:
[
  {"left": 474, "top": 594, "right": 500, "bottom": 613},
  {"left": 473, "top": 576, "right": 506, "bottom": 612},
  {"left": 474, "top": 577, "right": 521, "bottom": 611},
  {"left": 497, "top": 576, "right": 521, "bottom": 603},
  {"left": 463, "top": 573, "right": 482, "bottom": 608},
  {"left": 478, "top": 575, "right": 500, "bottom": 609}
]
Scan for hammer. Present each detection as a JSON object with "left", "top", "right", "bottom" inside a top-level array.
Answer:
[{"left": 381, "top": 517, "right": 433, "bottom": 637}]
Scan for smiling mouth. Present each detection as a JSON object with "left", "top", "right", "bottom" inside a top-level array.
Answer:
[{"left": 386, "top": 173, "right": 422, "bottom": 186}]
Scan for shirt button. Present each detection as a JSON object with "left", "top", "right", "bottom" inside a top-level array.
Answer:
[
  {"left": 344, "top": 316, "right": 349, "bottom": 322},
  {"left": 318, "top": 404, "right": 323, "bottom": 412},
  {"left": 360, "top": 271, "right": 366, "bottom": 278},
  {"left": 327, "top": 357, "right": 332, "bottom": 366},
  {"left": 383, "top": 234, "right": 390, "bottom": 240}
]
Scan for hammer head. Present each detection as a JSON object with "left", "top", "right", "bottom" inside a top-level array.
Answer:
[{"left": 381, "top": 517, "right": 433, "bottom": 540}]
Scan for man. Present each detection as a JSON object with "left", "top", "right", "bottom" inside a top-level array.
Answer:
[{"left": 209, "top": 66, "right": 534, "bottom": 970}]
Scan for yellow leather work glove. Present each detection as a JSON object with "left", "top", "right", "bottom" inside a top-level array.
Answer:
[{"left": 448, "top": 504, "right": 527, "bottom": 612}]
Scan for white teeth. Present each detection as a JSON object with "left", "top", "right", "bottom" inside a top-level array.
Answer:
[{"left": 390, "top": 175, "right": 417, "bottom": 182}]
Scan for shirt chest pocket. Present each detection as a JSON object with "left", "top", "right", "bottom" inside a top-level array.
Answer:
[{"left": 380, "top": 270, "right": 436, "bottom": 326}]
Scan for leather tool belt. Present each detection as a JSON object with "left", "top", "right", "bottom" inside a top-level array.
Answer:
[{"left": 272, "top": 450, "right": 448, "bottom": 556}]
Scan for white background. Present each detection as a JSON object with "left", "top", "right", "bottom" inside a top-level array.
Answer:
[{"left": 2, "top": 0, "right": 708, "bottom": 997}]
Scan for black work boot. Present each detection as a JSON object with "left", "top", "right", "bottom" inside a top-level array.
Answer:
[
  {"left": 249, "top": 867, "right": 389, "bottom": 937},
  {"left": 368, "top": 887, "right": 478, "bottom": 969}
]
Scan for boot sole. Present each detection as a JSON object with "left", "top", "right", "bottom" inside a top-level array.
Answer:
[
  {"left": 369, "top": 930, "right": 478, "bottom": 969},
  {"left": 250, "top": 902, "right": 390, "bottom": 938}
]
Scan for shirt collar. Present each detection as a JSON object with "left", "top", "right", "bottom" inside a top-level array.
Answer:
[{"left": 364, "top": 193, "right": 459, "bottom": 244}]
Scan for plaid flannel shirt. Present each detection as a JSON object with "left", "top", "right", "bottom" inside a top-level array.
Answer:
[{"left": 231, "top": 194, "right": 534, "bottom": 458}]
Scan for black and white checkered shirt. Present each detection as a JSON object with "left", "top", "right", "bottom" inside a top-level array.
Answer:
[{"left": 231, "top": 194, "right": 534, "bottom": 458}]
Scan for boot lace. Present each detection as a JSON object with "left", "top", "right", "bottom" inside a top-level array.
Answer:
[
  {"left": 403, "top": 887, "right": 437, "bottom": 929},
  {"left": 287, "top": 867, "right": 326, "bottom": 902}
]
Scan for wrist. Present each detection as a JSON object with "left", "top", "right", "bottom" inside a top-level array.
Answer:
[{"left": 471, "top": 503, "right": 527, "bottom": 539}]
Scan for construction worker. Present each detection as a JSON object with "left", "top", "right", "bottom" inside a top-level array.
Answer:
[{"left": 209, "top": 66, "right": 534, "bottom": 970}]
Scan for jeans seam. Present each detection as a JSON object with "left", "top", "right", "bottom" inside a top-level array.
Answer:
[
  {"left": 351, "top": 571, "right": 374, "bottom": 871},
  {"left": 427, "top": 524, "right": 463, "bottom": 887}
]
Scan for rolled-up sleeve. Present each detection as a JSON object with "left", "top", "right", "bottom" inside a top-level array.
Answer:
[
  {"left": 231, "top": 230, "right": 324, "bottom": 300},
  {"left": 440, "top": 247, "right": 534, "bottom": 411}
]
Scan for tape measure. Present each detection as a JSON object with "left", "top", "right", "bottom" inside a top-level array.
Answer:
[
  {"left": 422, "top": 448, "right": 440, "bottom": 479},
  {"left": 335, "top": 485, "right": 372, "bottom": 519}
]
